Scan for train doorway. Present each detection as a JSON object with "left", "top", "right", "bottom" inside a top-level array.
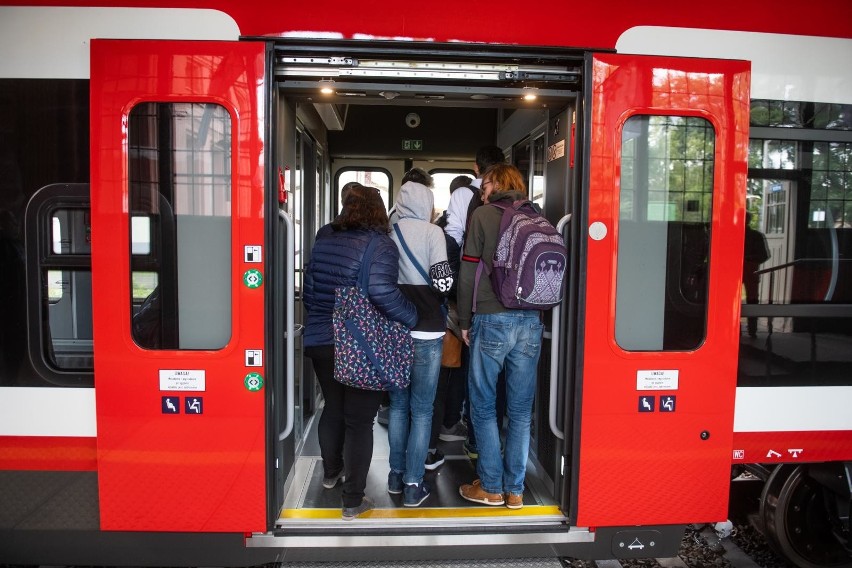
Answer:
[{"left": 266, "top": 41, "right": 585, "bottom": 555}]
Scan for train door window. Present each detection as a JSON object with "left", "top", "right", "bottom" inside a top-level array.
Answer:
[
  {"left": 429, "top": 169, "right": 476, "bottom": 216},
  {"left": 615, "top": 115, "right": 715, "bottom": 351},
  {"left": 314, "top": 146, "right": 326, "bottom": 235},
  {"left": 46, "top": 207, "right": 93, "bottom": 370},
  {"left": 513, "top": 137, "right": 531, "bottom": 191},
  {"left": 512, "top": 133, "right": 546, "bottom": 208},
  {"left": 335, "top": 168, "right": 392, "bottom": 212},
  {"left": 531, "top": 133, "right": 546, "bottom": 208},
  {"left": 128, "top": 102, "right": 232, "bottom": 350},
  {"left": 293, "top": 126, "right": 306, "bottom": 292}
]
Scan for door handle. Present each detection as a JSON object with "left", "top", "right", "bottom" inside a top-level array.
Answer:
[
  {"left": 549, "top": 213, "right": 572, "bottom": 441},
  {"left": 279, "top": 209, "right": 296, "bottom": 441}
]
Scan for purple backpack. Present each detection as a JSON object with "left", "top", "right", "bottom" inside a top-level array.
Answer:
[{"left": 475, "top": 200, "right": 566, "bottom": 310}]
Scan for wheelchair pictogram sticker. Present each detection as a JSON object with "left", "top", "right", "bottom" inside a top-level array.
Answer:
[
  {"left": 243, "top": 269, "right": 263, "bottom": 289},
  {"left": 244, "top": 372, "right": 264, "bottom": 392}
]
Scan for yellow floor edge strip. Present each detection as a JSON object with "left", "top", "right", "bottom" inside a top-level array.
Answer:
[{"left": 280, "top": 505, "right": 563, "bottom": 520}]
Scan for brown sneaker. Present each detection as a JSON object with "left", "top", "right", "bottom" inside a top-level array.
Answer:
[
  {"left": 459, "top": 480, "right": 504, "bottom": 506},
  {"left": 505, "top": 492, "right": 523, "bottom": 510}
]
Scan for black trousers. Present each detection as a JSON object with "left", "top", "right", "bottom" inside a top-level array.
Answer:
[{"left": 306, "top": 344, "right": 383, "bottom": 508}]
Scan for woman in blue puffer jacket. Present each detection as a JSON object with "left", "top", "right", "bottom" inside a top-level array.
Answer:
[{"left": 303, "top": 183, "right": 417, "bottom": 521}]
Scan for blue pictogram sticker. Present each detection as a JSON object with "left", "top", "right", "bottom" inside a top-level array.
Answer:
[
  {"left": 162, "top": 396, "right": 180, "bottom": 414},
  {"left": 638, "top": 396, "right": 655, "bottom": 412},
  {"left": 660, "top": 395, "right": 676, "bottom": 412},
  {"left": 185, "top": 397, "right": 203, "bottom": 414}
]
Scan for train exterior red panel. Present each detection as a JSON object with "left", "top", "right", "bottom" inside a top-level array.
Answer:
[
  {"left": 577, "top": 54, "right": 750, "bottom": 527},
  {"left": 2, "top": 0, "right": 851, "bottom": 46},
  {"left": 0, "top": 436, "right": 96, "bottom": 470},
  {"left": 89, "top": 39, "right": 268, "bottom": 533}
]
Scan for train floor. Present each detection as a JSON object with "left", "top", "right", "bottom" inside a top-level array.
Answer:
[{"left": 277, "top": 405, "right": 565, "bottom": 530}]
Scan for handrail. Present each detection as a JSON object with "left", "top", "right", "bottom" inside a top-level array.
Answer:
[
  {"left": 548, "top": 213, "right": 572, "bottom": 441},
  {"left": 755, "top": 256, "right": 848, "bottom": 304},
  {"left": 753, "top": 257, "right": 849, "bottom": 276},
  {"left": 278, "top": 209, "right": 296, "bottom": 442}
]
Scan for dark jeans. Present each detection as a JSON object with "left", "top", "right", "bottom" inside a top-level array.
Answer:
[
  {"left": 429, "top": 357, "right": 469, "bottom": 449},
  {"left": 306, "top": 344, "right": 384, "bottom": 508}
]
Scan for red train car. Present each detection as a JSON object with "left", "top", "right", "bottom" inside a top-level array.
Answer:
[{"left": 0, "top": 2, "right": 850, "bottom": 566}]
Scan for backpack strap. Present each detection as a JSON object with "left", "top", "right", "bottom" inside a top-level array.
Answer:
[
  {"left": 469, "top": 199, "right": 530, "bottom": 310},
  {"left": 393, "top": 223, "right": 430, "bottom": 285}
]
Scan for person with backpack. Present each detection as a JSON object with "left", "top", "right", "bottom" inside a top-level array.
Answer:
[
  {"left": 457, "top": 163, "right": 565, "bottom": 510},
  {"left": 444, "top": 146, "right": 506, "bottom": 460}
]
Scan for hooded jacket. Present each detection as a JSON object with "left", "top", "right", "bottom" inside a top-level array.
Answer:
[
  {"left": 303, "top": 228, "right": 417, "bottom": 348},
  {"left": 391, "top": 181, "right": 452, "bottom": 336}
]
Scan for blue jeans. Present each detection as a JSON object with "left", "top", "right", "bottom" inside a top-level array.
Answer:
[
  {"left": 467, "top": 311, "right": 543, "bottom": 495},
  {"left": 388, "top": 336, "right": 443, "bottom": 485}
]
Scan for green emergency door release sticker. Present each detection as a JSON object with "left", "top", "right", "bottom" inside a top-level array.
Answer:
[
  {"left": 244, "top": 372, "right": 264, "bottom": 391},
  {"left": 243, "top": 269, "right": 263, "bottom": 288}
]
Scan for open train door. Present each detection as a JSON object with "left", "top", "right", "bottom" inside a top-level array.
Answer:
[
  {"left": 90, "top": 40, "right": 280, "bottom": 533},
  {"left": 574, "top": 53, "right": 750, "bottom": 531}
]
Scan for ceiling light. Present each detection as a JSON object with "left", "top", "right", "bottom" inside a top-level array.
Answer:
[
  {"left": 319, "top": 79, "right": 335, "bottom": 95},
  {"left": 522, "top": 87, "right": 538, "bottom": 101}
]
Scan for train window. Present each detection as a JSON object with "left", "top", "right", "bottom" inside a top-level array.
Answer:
[
  {"left": 740, "top": 134, "right": 852, "bottom": 388},
  {"left": 810, "top": 141, "right": 852, "bottom": 229},
  {"left": 336, "top": 168, "right": 392, "bottom": 212},
  {"left": 751, "top": 99, "right": 852, "bottom": 130},
  {"left": 430, "top": 169, "right": 476, "bottom": 214},
  {"left": 128, "top": 102, "right": 232, "bottom": 350},
  {"left": 615, "top": 115, "right": 715, "bottom": 351}
]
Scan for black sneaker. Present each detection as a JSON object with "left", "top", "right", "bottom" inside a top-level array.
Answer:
[
  {"left": 341, "top": 497, "right": 374, "bottom": 521},
  {"left": 439, "top": 421, "right": 468, "bottom": 442},
  {"left": 424, "top": 449, "right": 445, "bottom": 471},
  {"left": 322, "top": 470, "right": 345, "bottom": 489},
  {"left": 403, "top": 482, "right": 431, "bottom": 507}
]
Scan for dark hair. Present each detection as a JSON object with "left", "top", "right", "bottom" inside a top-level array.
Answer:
[
  {"left": 449, "top": 175, "right": 473, "bottom": 193},
  {"left": 401, "top": 167, "right": 433, "bottom": 188},
  {"left": 331, "top": 185, "right": 390, "bottom": 232},
  {"left": 475, "top": 145, "right": 506, "bottom": 173}
]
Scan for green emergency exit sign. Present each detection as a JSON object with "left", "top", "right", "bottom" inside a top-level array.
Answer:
[{"left": 402, "top": 139, "right": 423, "bottom": 151}]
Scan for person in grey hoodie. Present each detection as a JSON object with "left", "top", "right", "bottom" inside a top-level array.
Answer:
[{"left": 386, "top": 169, "right": 453, "bottom": 507}]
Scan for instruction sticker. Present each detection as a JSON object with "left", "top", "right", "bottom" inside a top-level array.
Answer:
[
  {"left": 636, "top": 369, "right": 679, "bottom": 391},
  {"left": 159, "top": 369, "right": 206, "bottom": 392},
  {"left": 244, "top": 245, "right": 262, "bottom": 263}
]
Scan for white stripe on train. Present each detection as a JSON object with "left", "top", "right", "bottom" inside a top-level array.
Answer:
[{"left": 2, "top": 385, "right": 850, "bottom": 437}]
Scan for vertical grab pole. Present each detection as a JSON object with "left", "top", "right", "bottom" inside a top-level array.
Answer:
[
  {"left": 549, "top": 214, "right": 572, "bottom": 440},
  {"left": 278, "top": 209, "right": 295, "bottom": 441}
]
